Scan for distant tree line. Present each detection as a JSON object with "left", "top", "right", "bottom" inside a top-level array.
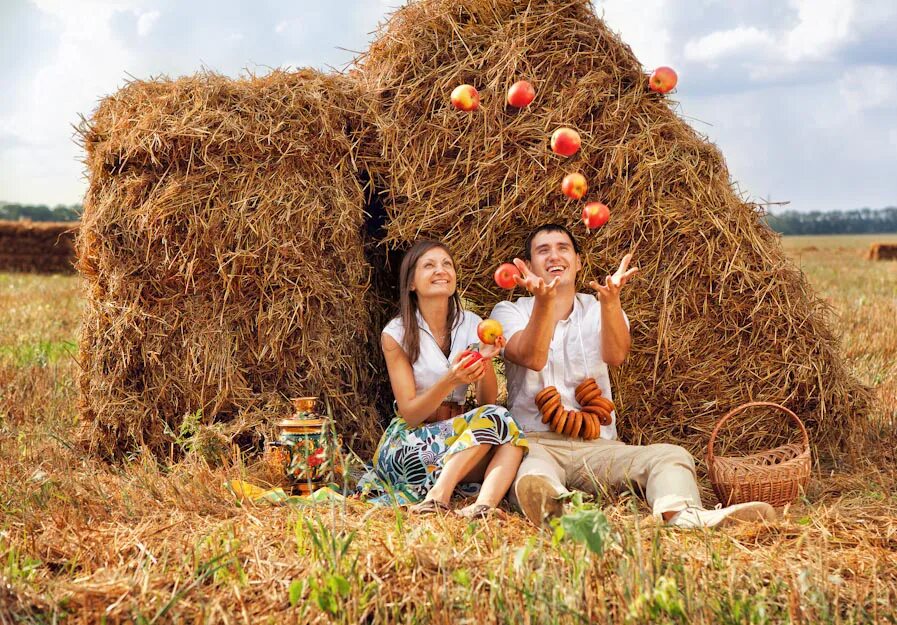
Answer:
[
  {"left": 2, "top": 201, "right": 895, "bottom": 235},
  {"left": 0, "top": 202, "right": 83, "bottom": 222},
  {"left": 764, "top": 207, "right": 897, "bottom": 235}
]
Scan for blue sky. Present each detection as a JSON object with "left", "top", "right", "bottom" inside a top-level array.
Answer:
[{"left": 2, "top": 0, "right": 896, "bottom": 212}]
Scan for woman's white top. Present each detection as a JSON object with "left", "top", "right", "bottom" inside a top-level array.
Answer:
[{"left": 382, "top": 310, "right": 483, "bottom": 405}]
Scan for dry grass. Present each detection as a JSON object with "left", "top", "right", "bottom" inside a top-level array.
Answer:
[{"left": 0, "top": 235, "right": 894, "bottom": 623}]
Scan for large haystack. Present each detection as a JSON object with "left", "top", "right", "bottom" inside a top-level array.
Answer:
[
  {"left": 77, "top": 70, "right": 386, "bottom": 458},
  {"left": 0, "top": 220, "right": 77, "bottom": 273},
  {"left": 357, "top": 0, "right": 870, "bottom": 455}
]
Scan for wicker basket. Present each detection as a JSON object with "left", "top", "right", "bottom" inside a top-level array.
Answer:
[{"left": 707, "top": 402, "right": 811, "bottom": 508}]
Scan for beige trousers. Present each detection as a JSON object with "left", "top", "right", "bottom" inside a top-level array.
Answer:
[{"left": 512, "top": 431, "right": 703, "bottom": 516}]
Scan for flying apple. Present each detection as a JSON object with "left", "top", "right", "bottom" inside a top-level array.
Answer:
[
  {"left": 477, "top": 319, "right": 504, "bottom": 345},
  {"left": 550, "top": 127, "right": 581, "bottom": 157},
  {"left": 561, "top": 173, "right": 588, "bottom": 199},
  {"left": 582, "top": 202, "right": 610, "bottom": 230},
  {"left": 451, "top": 84, "right": 480, "bottom": 111},
  {"left": 507, "top": 80, "right": 535, "bottom": 108},
  {"left": 648, "top": 67, "right": 678, "bottom": 94},
  {"left": 494, "top": 263, "right": 521, "bottom": 290}
]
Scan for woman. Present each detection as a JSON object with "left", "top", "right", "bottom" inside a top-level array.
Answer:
[{"left": 373, "top": 239, "right": 527, "bottom": 518}]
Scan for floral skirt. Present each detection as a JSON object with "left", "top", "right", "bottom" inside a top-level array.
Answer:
[{"left": 367, "top": 404, "right": 528, "bottom": 504}]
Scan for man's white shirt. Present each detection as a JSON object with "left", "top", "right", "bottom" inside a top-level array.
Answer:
[{"left": 491, "top": 293, "right": 628, "bottom": 439}]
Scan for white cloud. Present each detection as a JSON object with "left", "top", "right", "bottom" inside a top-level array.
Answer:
[
  {"left": 838, "top": 66, "right": 897, "bottom": 113},
  {"left": 784, "top": 0, "right": 854, "bottom": 61},
  {"left": 137, "top": 10, "right": 160, "bottom": 37},
  {"left": 594, "top": 0, "right": 672, "bottom": 69},
  {"left": 684, "top": 26, "right": 775, "bottom": 65}
]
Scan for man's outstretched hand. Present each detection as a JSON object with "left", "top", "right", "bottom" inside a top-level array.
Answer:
[
  {"left": 589, "top": 253, "right": 639, "bottom": 303},
  {"left": 512, "top": 258, "right": 560, "bottom": 299}
]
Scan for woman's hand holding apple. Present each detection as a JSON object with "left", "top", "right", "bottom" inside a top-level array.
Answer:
[
  {"left": 449, "top": 351, "right": 487, "bottom": 385},
  {"left": 478, "top": 335, "right": 505, "bottom": 360}
]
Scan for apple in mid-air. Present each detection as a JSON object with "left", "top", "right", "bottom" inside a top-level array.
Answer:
[
  {"left": 451, "top": 84, "right": 480, "bottom": 111},
  {"left": 561, "top": 173, "right": 588, "bottom": 200},
  {"left": 507, "top": 80, "right": 535, "bottom": 108},
  {"left": 494, "top": 263, "right": 520, "bottom": 289},
  {"left": 582, "top": 202, "right": 610, "bottom": 230},
  {"left": 648, "top": 67, "right": 678, "bottom": 94},
  {"left": 550, "top": 128, "right": 581, "bottom": 157},
  {"left": 477, "top": 319, "right": 504, "bottom": 345}
]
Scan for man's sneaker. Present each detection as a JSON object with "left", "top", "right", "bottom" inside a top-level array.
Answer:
[
  {"left": 668, "top": 501, "right": 777, "bottom": 529},
  {"left": 515, "top": 474, "right": 565, "bottom": 527}
]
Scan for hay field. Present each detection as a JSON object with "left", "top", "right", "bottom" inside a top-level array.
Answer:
[{"left": 1, "top": 234, "right": 895, "bottom": 623}]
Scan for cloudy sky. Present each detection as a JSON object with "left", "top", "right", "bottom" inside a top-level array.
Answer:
[{"left": 2, "top": 0, "right": 896, "bottom": 212}]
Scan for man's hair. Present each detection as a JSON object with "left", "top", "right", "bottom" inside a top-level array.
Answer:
[{"left": 522, "top": 224, "right": 581, "bottom": 260}]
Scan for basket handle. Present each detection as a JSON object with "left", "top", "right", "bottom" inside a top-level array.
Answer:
[{"left": 707, "top": 401, "right": 809, "bottom": 470}]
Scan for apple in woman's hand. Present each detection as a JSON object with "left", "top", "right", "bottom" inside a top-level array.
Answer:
[
  {"left": 459, "top": 349, "right": 484, "bottom": 369},
  {"left": 477, "top": 319, "right": 504, "bottom": 345}
]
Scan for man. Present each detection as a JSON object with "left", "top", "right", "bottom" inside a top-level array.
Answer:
[{"left": 491, "top": 224, "right": 775, "bottom": 528}]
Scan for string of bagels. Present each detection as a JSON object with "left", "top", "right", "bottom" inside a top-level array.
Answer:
[{"left": 534, "top": 378, "right": 615, "bottom": 439}]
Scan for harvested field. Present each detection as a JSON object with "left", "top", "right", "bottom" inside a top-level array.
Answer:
[
  {"left": 0, "top": 220, "right": 77, "bottom": 273},
  {"left": 0, "top": 235, "right": 895, "bottom": 623}
]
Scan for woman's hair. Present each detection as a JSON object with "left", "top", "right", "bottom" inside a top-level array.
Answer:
[{"left": 397, "top": 239, "right": 463, "bottom": 364}]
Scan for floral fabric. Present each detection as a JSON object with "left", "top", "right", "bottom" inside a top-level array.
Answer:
[{"left": 365, "top": 404, "right": 528, "bottom": 504}]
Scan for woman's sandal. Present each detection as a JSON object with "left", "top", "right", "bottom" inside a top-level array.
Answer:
[
  {"left": 454, "top": 503, "right": 498, "bottom": 520},
  {"left": 408, "top": 499, "right": 451, "bottom": 515}
]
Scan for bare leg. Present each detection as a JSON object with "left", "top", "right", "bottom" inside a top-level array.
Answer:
[
  {"left": 425, "top": 444, "right": 493, "bottom": 504},
  {"left": 474, "top": 444, "right": 525, "bottom": 508}
]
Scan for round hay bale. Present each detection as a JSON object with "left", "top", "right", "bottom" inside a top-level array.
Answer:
[
  {"left": 356, "top": 0, "right": 870, "bottom": 457},
  {"left": 77, "top": 70, "right": 387, "bottom": 459}
]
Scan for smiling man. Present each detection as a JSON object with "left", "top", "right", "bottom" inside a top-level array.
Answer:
[{"left": 491, "top": 224, "right": 776, "bottom": 528}]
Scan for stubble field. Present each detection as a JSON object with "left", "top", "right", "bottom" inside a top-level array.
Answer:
[{"left": 1, "top": 233, "right": 895, "bottom": 623}]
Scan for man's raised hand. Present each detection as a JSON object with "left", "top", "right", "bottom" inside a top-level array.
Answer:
[
  {"left": 589, "top": 253, "right": 639, "bottom": 302},
  {"left": 512, "top": 258, "right": 559, "bottom": 299}
]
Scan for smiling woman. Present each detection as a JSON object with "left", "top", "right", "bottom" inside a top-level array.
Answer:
[{"left": 366, "top": 239, "right": 528, "bottom": 518}]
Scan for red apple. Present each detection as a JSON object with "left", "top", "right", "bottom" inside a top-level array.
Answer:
[
  {"left": 451, "top": 84, "right": 480, "bottom": 111},
  {"left": 459, "top": 349, "right": 484, "bottom": 369},
  {"left": 561, "top": 173, "right": 588, "bottom": 200},
  {"left": 648, "top": 67, "right": 678, "bottom": 94},
  {"left": 477, "top": 319, "right": 504, "bottom": 345},
  {"left": 550, "top": 127, "right": 581, "bottom": 157},
  {"left": 507, "top": 80, "right": 535, "bottom": 108},
  {"left": 494, "top": 263, "right": 520, "bottom": 290},
  {"left": 582, "top": 202, "right": 610, "bottom": 230}
]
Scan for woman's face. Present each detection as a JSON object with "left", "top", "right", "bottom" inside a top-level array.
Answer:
[{"left": 411, "top": 247, "right": 457, "bottom": 299}]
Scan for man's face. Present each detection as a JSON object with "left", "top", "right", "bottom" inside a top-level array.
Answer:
[{"left": 527, "top": 230, "right": 581, "bottom": 287}]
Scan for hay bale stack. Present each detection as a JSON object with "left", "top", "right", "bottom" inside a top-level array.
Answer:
[
  {"left": 0, "top": 220, "right": 77, "bottom": 273},
  {"left": 77, "top": 70, "right": 385, "bottom": 458},
  {"left": 867, "top": 243, "right": 897, "bottom": 261},
  {"left": 357, "top": 0, "right": 869, "bottom": 454}
]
